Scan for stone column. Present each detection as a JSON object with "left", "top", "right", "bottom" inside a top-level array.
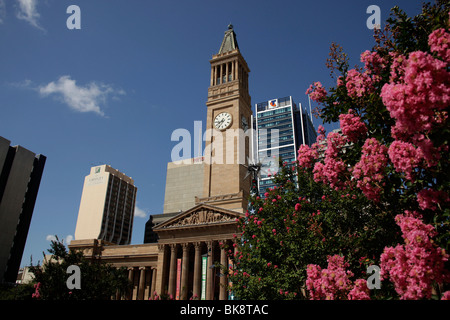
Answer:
[
  {"left": 181, "top": 243, "right": 190, "bottom": 300},
  {"left": 214, "top": 66, "right": 218, "bottom": 86},
  {"left": 168, "top": 244, "right": 177, "bottom": 298},
  {"left": 138, "top": 267, "right": 146, "bottom": 300},
  {"left": 192, "top": 242, "right": 202, "bottom": 299},
  {"left": 154, "top": 244, "right": 167, "bottom": 296},
  {"left": 127, "top": 267, "right": 135, "bottom": 300},
  {"left": 219, "top": 241, "right": 228, "bottom": 300},
  {"left": 210, "top": 66, "right": 214, "bottom": 87},
  {"left": 150, "top": 268, "right": 157, "bottom": 299},
  {"left": 225, "top": 62, "right": 229, "bottom": 83},
  {"left": 206, "top": 241, "right": 214, "bottom": 300},
  {"left": 144, "top": 268, "right": 151, "bottom": 300},
  {"left": 231, "top": 60, "right": 235, "bottom": 81}
]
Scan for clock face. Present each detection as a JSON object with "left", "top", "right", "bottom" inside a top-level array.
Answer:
[
  {"left": 241, "top": 116, "right": 248, "bottom": 132},
  {"left": 214, "top": 112, "right": 232, "bottom": 130}
]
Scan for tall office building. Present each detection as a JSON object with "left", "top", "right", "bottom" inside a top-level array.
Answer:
[
  {"left": 255, "top": 96, "right": 316, "bottom": 195},
  {"left": 0, "top": 136, "right": 46, "bottom": 283},
  {"left": 163, "top": 157, "right": 205, "bottom": 214},
  {"left": 75, "top": 165, "right": 137, "bottom": 245}
]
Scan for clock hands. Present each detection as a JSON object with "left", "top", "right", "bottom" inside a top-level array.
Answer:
[
  {"left": 215, "top": 118, "right": 225, "bottom": 128},
  {"left": 214, "top": 112, "right": 232, "bottom": 130}
]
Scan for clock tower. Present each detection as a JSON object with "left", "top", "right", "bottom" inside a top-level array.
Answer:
[{"left": 197, "top": 24, "right": 252, "bottom": 213}]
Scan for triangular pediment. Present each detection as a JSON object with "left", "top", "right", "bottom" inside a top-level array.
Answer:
[{"left": 153, "top": 204, "right": 242, "bottom": 230}]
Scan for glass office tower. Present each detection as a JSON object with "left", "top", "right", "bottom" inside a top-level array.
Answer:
[{"left": 255, "top": 96, "right": 316, "bottom": 196}]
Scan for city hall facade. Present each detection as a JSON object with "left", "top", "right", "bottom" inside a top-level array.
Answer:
[{"left": 69, "top": 25, "right": 252, "bottom": 300}]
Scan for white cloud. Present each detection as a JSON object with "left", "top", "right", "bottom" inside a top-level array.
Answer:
[
  {"left": 16, "top": 0, "right": 44, "bottom": 30},
  {"left": 65, "top": 235, "right": 73, "bottom": 244},
  {"left": 38, "top": 75, "right": 125, "bottom": 116},
  {"left": 134, "top": 204, "right": 147, "bottom": 219},
  {"left": 45, "top": 234, "right": 56, "bottom": 242},
  {"left": 46, "top": 234, "right": 73, "bottom": 244}
]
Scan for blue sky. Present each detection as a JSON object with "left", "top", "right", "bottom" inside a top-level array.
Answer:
[{"left": 0, "top": 0, "right": 423, "bottom": 267}]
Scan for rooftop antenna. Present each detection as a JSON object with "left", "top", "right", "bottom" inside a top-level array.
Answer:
[{"left": 308, "top": 94, "right": 313, "bottom": 123}]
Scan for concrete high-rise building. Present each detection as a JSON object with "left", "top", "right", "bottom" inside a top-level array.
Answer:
[
  {"left": 74, "top": 165, "right": 137, "bottom": 245},
  {"left": 0, "top": 136, "right": 46, "bottom": 283},
  {"left": 255, "top": 96, "right": 316, "bottom": 195},
  {"left": 163, "top": 157, "right": 205, "bottom": 214}
]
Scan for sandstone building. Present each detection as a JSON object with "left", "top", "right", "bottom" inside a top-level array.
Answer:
[{"left": 70, "top": 24, "right": 253, "bottom": 300}]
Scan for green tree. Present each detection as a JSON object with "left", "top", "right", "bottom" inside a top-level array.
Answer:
[{"left": 29, "top": 237, "right": 131, "bottom": 300}]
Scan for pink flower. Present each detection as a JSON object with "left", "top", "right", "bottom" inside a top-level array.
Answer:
[
  {"left": 417, "top": 188, "right": 450, "bottom": 211},
  {"left": 306, "top": 81, "right": 328, "bottom": 103},
  {"left": 306, "top": 255, "right": 355, "bottom": 300},
  {"left": 381, "top": 51, "right": 449, "bottom": 137},
  {"left": 313, "top": 157, "right": 346, "bottom": 191},
  {"left": 294, "top": 203, "right": 301, "bottom": 211},
  {"left": 32, "top": 282, "right": 41, "bottom": 299},
  {"left": 347, "top": 279, "right": 371, "bottom": 300},
  {"left": 428, "top": 28, "right": 450, "bottom": 61},
  {"left": 388, "top": 140, "right": 421, "bottom": 181},
  {"left": 360, "top": 50, "right": 386, "bottom": 79},
  {"left": 297, "top": 144, "right": 318, "bottom": 169},
  {"left": 380, "top": 213, "right": 449, "bottom": 300},
  {"left": 353, "top": 138, "right": 388, "bottom": 202},
  {"left": 442, "top": 291, "right": 450, "bottom": 300},
  {"left": 339, "top": 109, "right": 368, "bottom": 143},
  {"left": 346, "top": 69, "right": 374, "bottom": 98},
  {"left": 312, "top": 130, "right": 348, "bottom": 190}
]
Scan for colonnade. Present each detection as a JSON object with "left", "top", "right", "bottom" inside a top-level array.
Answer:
[
  {"left": 210, "top": 60, "right": 248, "bottom": 90},
  {"left": 155, "top": 239, "right": 235, "bottom": 300},
  {"left": 126, "top": 266, "right": 157, "bottom": 300}
]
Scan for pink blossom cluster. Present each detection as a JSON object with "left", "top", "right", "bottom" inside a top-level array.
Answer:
[
  {"left": 309, "top": 125, "right": 327, "bottom": 155},
  {"left": 317, "top": 125, "right": 326, "bottom": 137},
  {"left": 324, "top": 131, "right": 346, "bottom": 158},
  {"left": 428, "top": 28, "right": 450, "bottom": 61},
  {"left": 360, "top": 50, "right": 386, "bottom": 81},
  {"left": 417, "top": 188, "right": 450, "bottom": 211},
  {"left": 313, "top": 157, "right": 346, "bottom": 191},
  {"left": 381, "top": 51, "right": 449, "bottom": 137},
  {"left": 380, "top": 214, "right": 449, "bottom": 300},
  {"left": 346, "top": 69, "right": 374, "bottom": 98},
  {"left": 306, "top": 255, "right": 370, "bottom": 300},
  {"left": 32, "top": 282, "right": 41, "bottom": 299},
  {"left": 312, "top": 131, "right": 348, "bottom": 190},
  {"left": 347, "top": 279, "right": 371, "bottom": 300},
  {"left": 339, "top": 109, "right": 368, "bottom": 143},
  {"left": 387, "top": 140, "right": 421, "bottom": 181},
  {"left": 388, "top": 52, "right": 407, "bottom": 82},
  {"left": 305, "top": 81, "right": 328, "bottom": 103},
  {"left": 297, "top": 144, "right": 318, "bottom": 169},
  {"left": 353, "top": 138, "right": 388, "bottom": 202}
]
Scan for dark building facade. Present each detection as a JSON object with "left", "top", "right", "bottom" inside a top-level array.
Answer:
[{"left": 0, "top": 136, "right": 46, "bottom": 283}]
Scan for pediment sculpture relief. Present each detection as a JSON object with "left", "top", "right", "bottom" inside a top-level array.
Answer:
[{"left": 169, "top": 210, "right": 234, "bottom": 228}]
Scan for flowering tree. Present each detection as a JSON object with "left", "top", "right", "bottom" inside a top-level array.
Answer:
[{"left": 227, "top": 1, "right": 449, "bottom": 300}]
